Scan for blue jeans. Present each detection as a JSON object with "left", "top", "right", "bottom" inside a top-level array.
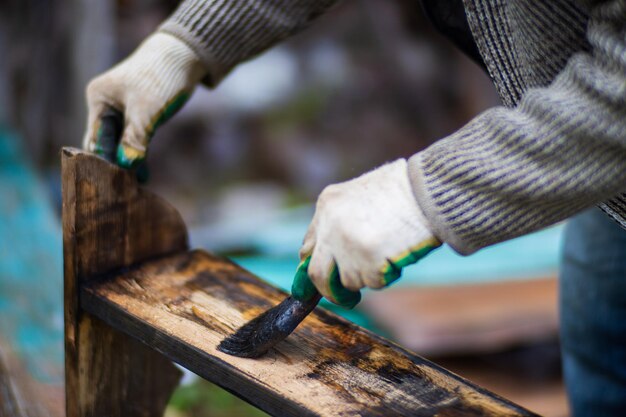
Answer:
[{"left": 560, "top": 208, "right": 626, "bottom": 417}]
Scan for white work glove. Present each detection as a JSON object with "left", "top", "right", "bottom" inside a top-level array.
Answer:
[
  {"left": 297, "top": 159, "right": 441, "bottom": 308},
  {"left": 83, "top": 32, "right": 206, "bottom": 168}
]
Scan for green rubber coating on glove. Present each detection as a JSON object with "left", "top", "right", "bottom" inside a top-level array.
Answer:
[
  {"left": 382, "top": 244, "right": 440, "bottom": 286},
  {"left": 291, "top": 257, "right": 318, "bottom": 302},
  {"left": 115, "top": 91, "right": 191, "bottom": 169},
  {"left": 291, "top": 256, "right": 361, "bottom": 309},
  {"left": 116, "top": 146, "right": 142, "bottom": 169},
  {"left": 147, "top": 91, "right": 190, "bottom": 138},
  {"left": 328, "top": 265, "right": 361, "bottom": 309}
]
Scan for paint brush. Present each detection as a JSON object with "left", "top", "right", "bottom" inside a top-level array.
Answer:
[
  {"left": 218, "top": 257, "right": 360, "bottom": 358},
  {"left": 98, "top": 108, "right": 125, "bottom": 163},
  {"left": 217, "top": 291, "right": 322, "bottom": 358}
]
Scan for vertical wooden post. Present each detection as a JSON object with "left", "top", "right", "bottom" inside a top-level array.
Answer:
[{"left": 62, "top": 148, "right": 186, "bottom": 417}]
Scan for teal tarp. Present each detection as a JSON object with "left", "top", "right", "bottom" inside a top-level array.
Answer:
[
  {"left": 201, "top": 210, "right": 565, "bottom": 290},
  {"left": 0, "top": 129, "right": 63, "bottom": 383}
]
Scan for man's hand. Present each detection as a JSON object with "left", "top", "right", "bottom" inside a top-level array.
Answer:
[
  {"left": 83, "top": 33, "right": 206, "bottom": 168},
  {"left": 295, "top": 159, "right": 441, "bottom": 308}
]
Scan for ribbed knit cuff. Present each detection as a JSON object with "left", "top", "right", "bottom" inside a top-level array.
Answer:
[
  {"left": 157, "top": 24, "right": 228, "bottom": 88},
  {"left": 407, "top": 152, "right": 479, "bottom": 256},
  {"left": 158, "top": 0, "right": 339, "bottom": 89}
]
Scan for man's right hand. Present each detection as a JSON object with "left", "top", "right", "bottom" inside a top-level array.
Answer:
[{"left": 83, "top": 32, "right": 206, "bottom": 168}]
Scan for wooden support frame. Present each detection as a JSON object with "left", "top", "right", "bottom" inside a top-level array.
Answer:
[
  {"left": 62, "top": 148, "right": 184, "bottom": 417},
  {"left": 62, "top": 148, "right": 539, "bottom": 417}
]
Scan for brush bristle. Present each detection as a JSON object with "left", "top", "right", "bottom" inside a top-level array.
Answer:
[
  {"left": 217, "top": 307, "right": 284, "bottom": 358},
  {"left": 217, "top": 295, "right": 320, "bottom": 358}
]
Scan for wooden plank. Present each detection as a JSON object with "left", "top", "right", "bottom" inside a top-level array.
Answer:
[
  {"left": 62, "top": 148, "right": 184, "bottom": 417},
  {"left": 82, "top": 249, "right": 538, "bottom": 417}
]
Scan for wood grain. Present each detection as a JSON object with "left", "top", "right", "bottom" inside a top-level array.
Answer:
[
  {"left": 62, "top": 148, "right": 184, "bottom": 417},
  {"left": 82, "top": 249, "right": 538, "bottom": 417}
]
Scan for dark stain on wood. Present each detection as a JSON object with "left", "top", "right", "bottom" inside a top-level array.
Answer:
[{"left": 80, "top": 248, "right": 539, "bottom": 417}]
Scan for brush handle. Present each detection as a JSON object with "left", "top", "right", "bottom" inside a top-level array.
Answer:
[
  {"left": 275, "top": 292, "right": 322, "bottom": 334},
  {"left": 98, "top": 108, "right": 124, "bottom": 163},
  {"left": 294, "top": 291, "right": 322, "bottom": 313}
]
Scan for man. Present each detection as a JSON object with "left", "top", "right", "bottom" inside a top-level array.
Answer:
[{"left": 83, "top": 1, "right": 626, "bottom": 415}]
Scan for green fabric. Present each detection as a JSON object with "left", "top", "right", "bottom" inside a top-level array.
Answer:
[
  {"left": 149, "top": 91, "right": 190, "bottom": 136},
  {"left": 382, "top": 244, "right": 439, "bottom": 286},
  {"left": 291, "top": 256, "right": 361, "bottom": 309}
]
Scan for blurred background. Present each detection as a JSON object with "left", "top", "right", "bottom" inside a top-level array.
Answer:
[{"left": 0, "top": 0, "right": 568, "bottom": 416}]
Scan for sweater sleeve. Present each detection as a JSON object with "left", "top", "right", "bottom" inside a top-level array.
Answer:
[
  {"left": 159, "top": 0, "right": 341, "bottom": 86},
  {"left": 407, "top": 0, "right": 626, "bottom": 255}
]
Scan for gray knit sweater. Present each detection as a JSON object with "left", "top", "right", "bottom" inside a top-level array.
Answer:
[{"left": 160, "top": 0, "right": 626, "bottom": 255}]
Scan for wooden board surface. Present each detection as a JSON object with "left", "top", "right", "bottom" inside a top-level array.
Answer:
[{"left": 81, "top": 249, "right": 538, "bottom": 417}]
